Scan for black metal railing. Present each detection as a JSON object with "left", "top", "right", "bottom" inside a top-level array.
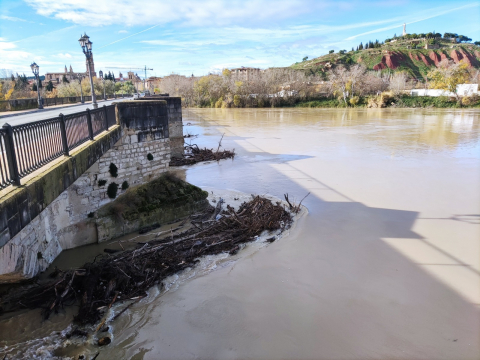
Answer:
[{"left": 0, "top": 104, "right": 117, "bottom": 189}]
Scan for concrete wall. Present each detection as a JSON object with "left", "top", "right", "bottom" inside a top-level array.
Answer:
[
  {"left": 0, "top": 99, "right": 183, "bottom": 282},
  {"left": 135, "top": 97, "right": 184, "bottom": 157},
  {"left": 410, "top": 84, "right": 478, "bottom": 97}
]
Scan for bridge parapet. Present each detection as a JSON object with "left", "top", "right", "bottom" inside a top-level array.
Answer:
[{"left": 0, "top": 99, "right": 183, "bottom": 282}]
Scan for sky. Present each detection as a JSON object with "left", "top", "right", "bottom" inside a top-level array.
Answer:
[{"left": 0, "top": 0, "right": 479, "bottom": 79}]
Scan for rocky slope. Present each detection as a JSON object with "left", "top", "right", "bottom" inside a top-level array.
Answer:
[{"left": 292, "top": 43, "right": 480, "bottom": 79}]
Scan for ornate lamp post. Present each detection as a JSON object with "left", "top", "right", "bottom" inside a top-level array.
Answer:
[
  {"left": 78, "top": 33, "right": 97, "bottom": 109},
  {"left": 30, "top": 62, "right": 43, "bottom": 109},
  {"left": 77, "top": 73, "right": 84, "bottom": 103}
]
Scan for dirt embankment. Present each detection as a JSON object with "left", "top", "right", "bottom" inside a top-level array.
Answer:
[{"left": 373, "top": 48, "right": 479, "bottom": 71}]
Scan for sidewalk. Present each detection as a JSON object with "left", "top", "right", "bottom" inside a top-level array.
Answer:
[{"left": 0, "top": 98, "right": 120, "bottom": 119}]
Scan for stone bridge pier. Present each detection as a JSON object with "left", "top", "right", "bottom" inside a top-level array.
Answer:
[{"left": 0, "top": 99, "right": 184, "bottom": 282}]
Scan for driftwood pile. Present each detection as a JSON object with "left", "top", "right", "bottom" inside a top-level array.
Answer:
[
  {"left": 0, "top": 196, "right": 292, "bottom": 326},
  {"left": 170, "top": 134, "right": 235, "bottom": 166}
]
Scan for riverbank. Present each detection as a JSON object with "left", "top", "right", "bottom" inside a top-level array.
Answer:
[{"left": 189, "top": 94, "right": 480, "bottom": 109}]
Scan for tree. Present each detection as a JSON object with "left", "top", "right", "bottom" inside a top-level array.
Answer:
[
  {"left": 458, "top": 35, "right": 472, "bottom": 43},
  {"left": 339, "top": 50, "right": 346, "bottom": 54},
  {"left": 329, "top": 50, "right": 334, "bottom": 54},
  {"left": 233, "top": 94, "right": 241, "bottom": 106},
  {"left": 428, "top": 60, "right": 470, "bottom": 98},
  {"left": 359, "top": 42, "right": 363, "bottom": 50},
  {"left": 32, "top": 83, "right": 37, "bottom": 91},
  {"left": 475, "top": 41, "right": 480, "bottom": 46},
  {"left": 222, "top": 69, "right": 232, "bottom": 77},
  {"left": 327, "top": 64, "right": 366, "bottom": 104},
  {"left": 10, "top": 74, "right": 15, "bottom": 82},
  {"left": 302, "top": 56, "right": 308, "bottom": 62},
  {"left": 62, "top": 74, "right": 69, "bottom": 84},
  {"left": 46, "top": 80, "right": 54, "bottom": 91}
]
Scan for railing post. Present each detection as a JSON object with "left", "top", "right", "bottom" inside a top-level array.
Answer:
[
  {"left": 86, "top": 108, "right": 94, "bottom": 140},
  {"left": 103, "top": 105, "right": 109, "bottom": 131},
  {"left": 2, "top": 123, "right": 20, "bottom": 186},
  {"left": 59, "top": 113, "right": 70, "bottom": 156}
]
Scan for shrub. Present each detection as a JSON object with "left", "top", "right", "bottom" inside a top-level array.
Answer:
[
  {"left": 233, "top": 95, "right": 241, "bottom": 107},
  {"left": 461, "top": 95, "right": 479, "bottom": 106},
  {"left": 215, "top": 98, "right": 223, "bottom": 108},
  {"left": 349, "top": 96, "right": 360, "bottom": 106},
  {"left": 147, "top": 153, "right": 154, "bottom": 161},
  {"left": 257, "top": 98, "right": 265, "bottom": 107},
  {"left": 98, "top": 179, "right": 107, "bottom": 186},
  {"left": 107, "top": 182, "right": 119, "bottom": 199},
  {"left": 122, "top": 181, "right": 129, "bottom": 190},
  {"left": 329, "top": 50, "right": 334, "bottom": 54},
  {"left": 109, "top": 163, "right": 118, "bottom": 178}
]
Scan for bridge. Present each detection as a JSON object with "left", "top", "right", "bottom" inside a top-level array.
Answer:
[{"left": 0, "top": 97, "right": 184, "bottom": 282}]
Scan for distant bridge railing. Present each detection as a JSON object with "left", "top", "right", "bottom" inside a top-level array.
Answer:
[{"left": 0, "top": 105, "right": 117, "bottom": 189}]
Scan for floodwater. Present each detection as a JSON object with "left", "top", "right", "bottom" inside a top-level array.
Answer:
[{"left": 2, "top": 108, "right": 480, "bottom": 359}]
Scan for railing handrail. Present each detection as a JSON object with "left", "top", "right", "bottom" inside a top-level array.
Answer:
[{"left": 0, "top": 104, "right": 118, "bottom": 189}]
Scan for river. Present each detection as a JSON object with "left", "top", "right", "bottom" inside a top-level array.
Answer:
[{"left": 1, "top": 108, "right": 479, "bottom": 359}]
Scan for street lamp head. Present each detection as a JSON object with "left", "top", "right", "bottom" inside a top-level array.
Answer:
[
  {"left": 86, "top": 39, "right": 92, "bottom": 51},
  {"left": 99, "top": 70, "right": 103, "bottom": 78},
  {"left": 30, "top": 62, "right": 39, "bottom": 75},
  {"left": 78, "top": 34, "right": 87, "bottom": 48}
]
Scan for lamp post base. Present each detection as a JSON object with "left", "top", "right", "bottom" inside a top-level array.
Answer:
[{"left": 92, "top": 103, "right": 98, "bottom": 109}]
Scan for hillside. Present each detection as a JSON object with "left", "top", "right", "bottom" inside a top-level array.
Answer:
[{"left": 291, "top": 38, "right": 480, "bottom": 80}]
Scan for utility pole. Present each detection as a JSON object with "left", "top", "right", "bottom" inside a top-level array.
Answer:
[{"left": 143, "top": 65, "right": 153, "bottom": 92}]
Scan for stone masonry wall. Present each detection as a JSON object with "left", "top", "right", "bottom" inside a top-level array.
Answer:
[
  {"left": 135, "top": 96, "right": 184, "bottom": 157},
  {"left": 0, "top": 100, "right": 178, "bottom": 282}
]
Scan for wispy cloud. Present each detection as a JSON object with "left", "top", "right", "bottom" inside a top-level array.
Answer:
[
  {"left": 0, "top": 15, "right": 31, "bottom": 22},
  {"left": 118, "top": 30, "right": 128, "bottom": 34}
]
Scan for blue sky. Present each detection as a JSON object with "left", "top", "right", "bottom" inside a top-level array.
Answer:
[{"left": 0, "top": 0, "right": 479, "bottom": 79}]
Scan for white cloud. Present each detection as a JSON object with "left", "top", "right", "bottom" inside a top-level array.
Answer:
[
  {"left": 0, "top": 40, "right": 16, "bottom": 50},
  {"left": 118, "top": 30, "right": 128, "bottom": 33},
  {"left": 56, "top": 53, "right": 73, "bottom": 59},
  {"left": 0, "top": 15, "right": 29, "bottom": 22},
  {"left": 24, "top": 0, "right": 334, "bottom": 27}
]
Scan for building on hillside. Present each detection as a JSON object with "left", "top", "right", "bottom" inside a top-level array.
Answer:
[
  {"left": 44, "top": 57, "right": 96, "bottom": 85},
  {"left": 231, "top": 67, "right": 261, "bottom": 81}
]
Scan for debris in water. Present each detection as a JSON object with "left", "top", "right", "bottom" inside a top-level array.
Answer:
[
  {"left": 98, "top": 336, "right": 111, "bottom": 346},
  {"left": 170, "top": 134, "right": 235, "bottom": 166},
  {"left": 0, "top": 196, "right": 293, "bottom": 329}
]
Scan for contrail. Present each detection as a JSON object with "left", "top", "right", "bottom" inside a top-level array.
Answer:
[{"left": 97, "top": 24, "right": 162, "bottom": 50}]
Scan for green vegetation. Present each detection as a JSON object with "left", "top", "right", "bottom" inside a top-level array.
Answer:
[
  {"left": 103, "top": 173, "right": 208, "bottom": 222},
  {"left": 293, "top": 95, "right": 479, "bottom": 109}
]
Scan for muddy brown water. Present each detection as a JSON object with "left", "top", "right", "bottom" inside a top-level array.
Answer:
[{"left": 1, "top": 108, "right": 479, "bottom": 359}]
